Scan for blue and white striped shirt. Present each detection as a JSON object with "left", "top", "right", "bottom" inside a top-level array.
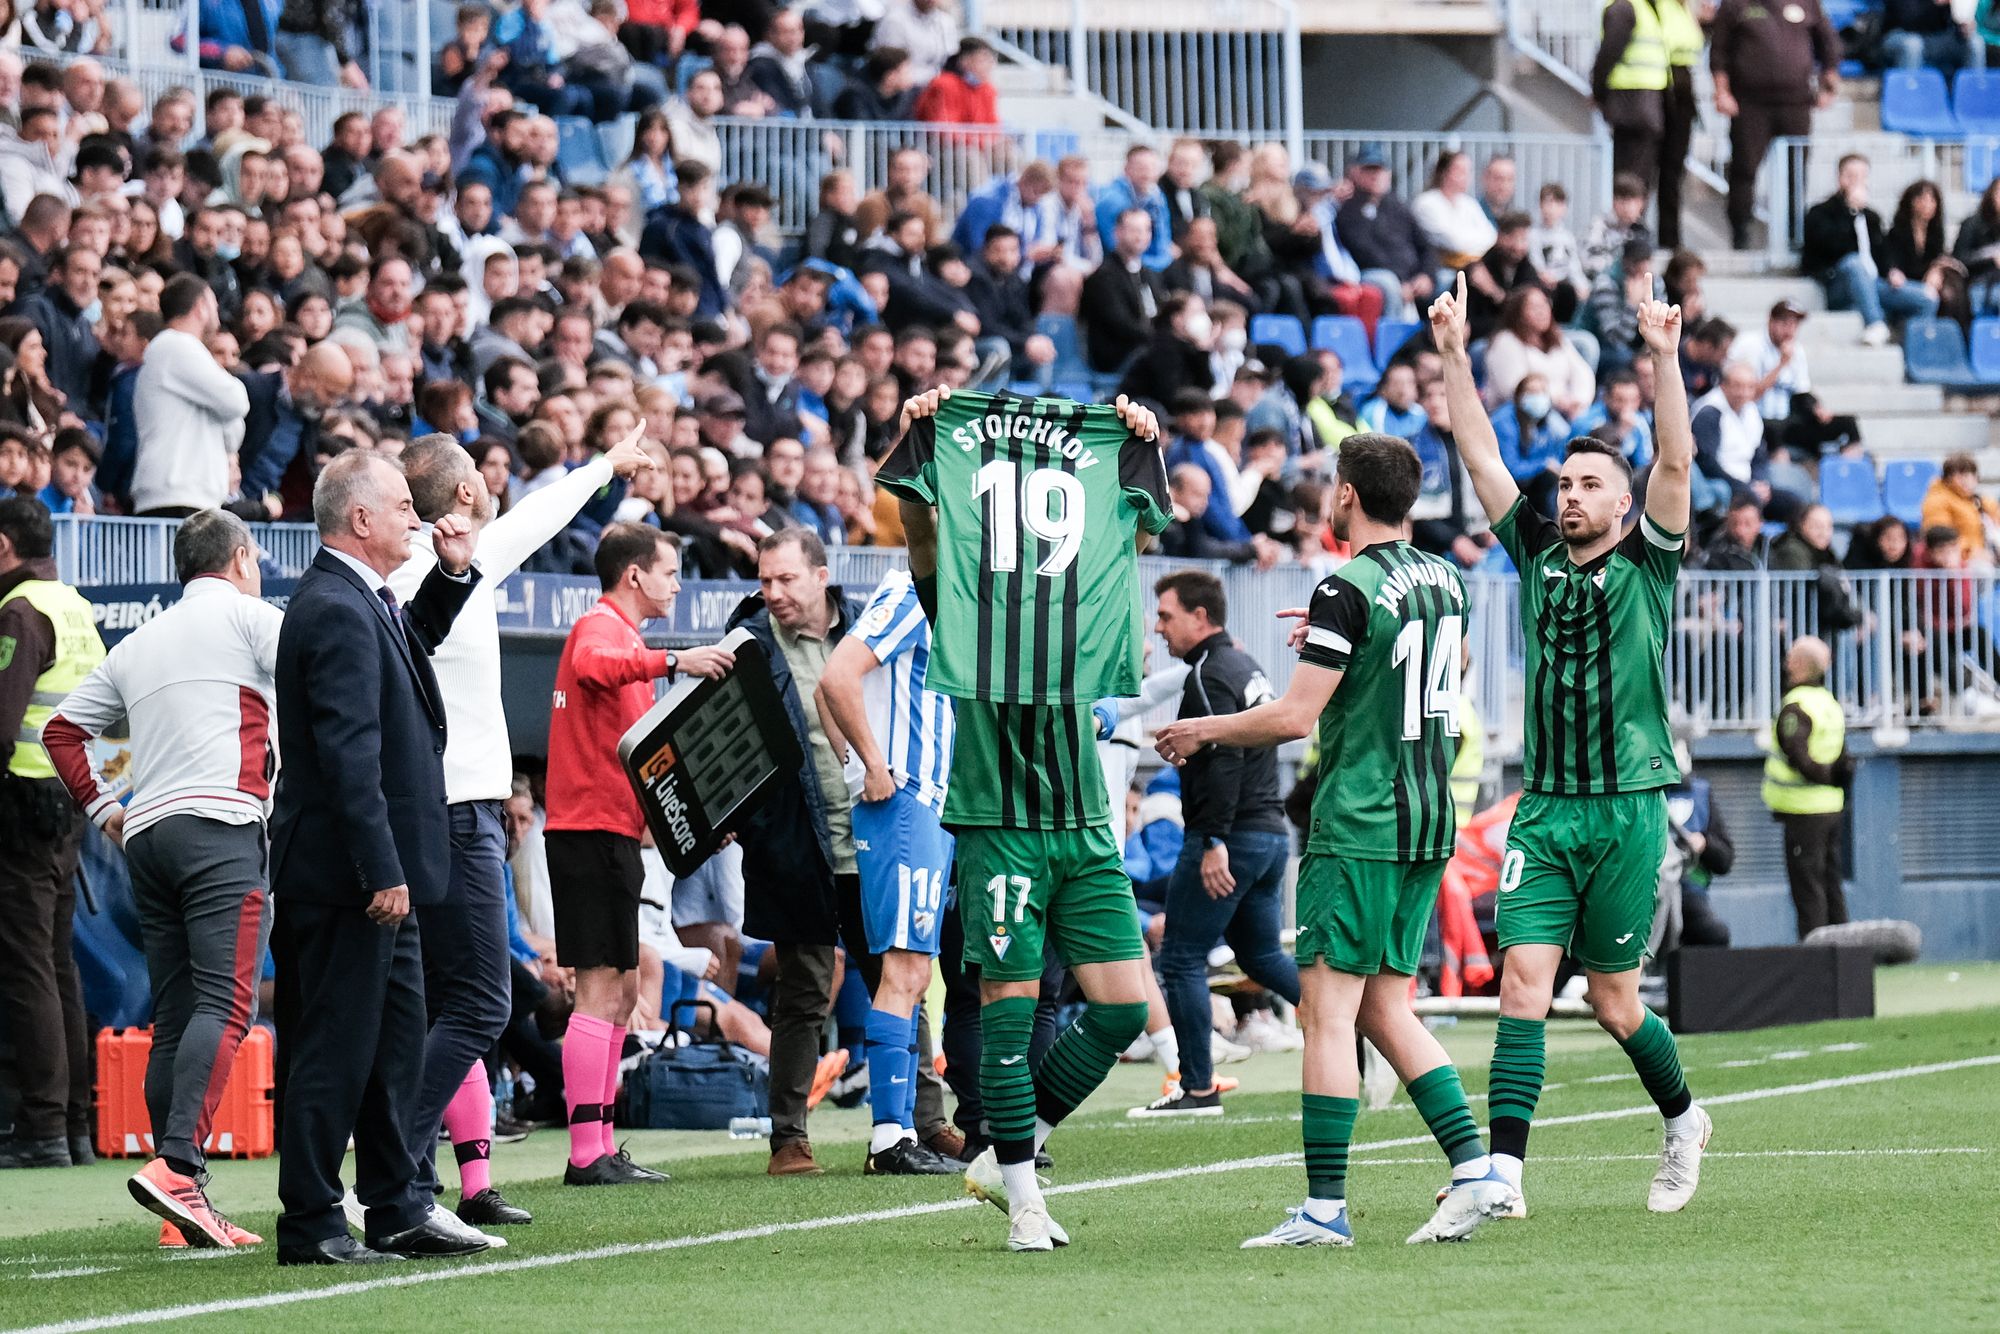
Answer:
[{"left": 853, "top": 569, "right": 955, "bottom": 814}]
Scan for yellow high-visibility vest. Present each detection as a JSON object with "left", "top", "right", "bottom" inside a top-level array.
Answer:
[
  {"left": 1657, "top": 0, "right": 1706, "bottom": 68},
  {"left": 1761, "top": 684, "right": 1845, "bottom": 816},
  {"left": 1605, "top": 0, "right": 1670, "bottom": 91},
  {"left": 2, "top": 578, "right": 103, "bottom": 780}
]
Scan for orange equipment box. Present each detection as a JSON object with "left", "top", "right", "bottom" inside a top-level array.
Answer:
[{"left": 94, "top": 1025, "right": 276, "bottom": 1160}]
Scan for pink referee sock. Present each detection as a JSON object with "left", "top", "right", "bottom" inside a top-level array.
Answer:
[
  {"left": 442, "top": 1061, "right": 493, "bottom": 1198},
  {"left": 563, "top": 1014, "right": 616, "bottom": 1168},
  {"left": 600, "top": 1025, "right": 627, "bottom": 1158}
]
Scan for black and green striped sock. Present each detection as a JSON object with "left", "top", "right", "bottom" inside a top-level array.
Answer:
[
  {"left": 979, "top": 997, "right": 1038, "bottom": 1162},
  {"left": 1407, "top": 1064, "right": 1486, "bottom": 1167},
  {"left": 1488, "top": 1015, "right": 1546, "bottom": 1160},
  {"left": 1618, "top": 1010, "right": 1693, "bottom": 1119},
  {"left": 1034, "top": 1000, "right": 1148, "bottom": 1127},
  {"left": 1301, "top": 1093, "right": 1359, "bottom": 1200}
]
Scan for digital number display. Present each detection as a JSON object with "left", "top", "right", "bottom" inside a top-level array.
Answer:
[{"left": 677, "top": 673, "right": 773, "bottom": 824}]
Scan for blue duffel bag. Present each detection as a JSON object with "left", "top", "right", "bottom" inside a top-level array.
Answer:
[{"left": 618, "top": 1001, "right": 769, "bottom": 1130}]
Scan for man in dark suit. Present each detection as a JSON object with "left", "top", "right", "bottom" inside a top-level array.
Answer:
[
  {"left": 269, "top": 450, "right": 489, "bottom": 1266},
  {"left": 1081, "top": 208, "right": 1170, "bottom": 374},
  {"left": 236, "top": 344, "right": 353, "bottom": 514}
]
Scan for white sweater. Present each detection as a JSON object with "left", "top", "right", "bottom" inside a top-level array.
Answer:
[
  {"left": 131, "top": 329, "right": 250, "bottom": 514},
  {"left": 389, "top": 455, "right": 617, "bottom": 804},
  {"left": 44, "top": 578, "right": 282, "bottom": 839}
]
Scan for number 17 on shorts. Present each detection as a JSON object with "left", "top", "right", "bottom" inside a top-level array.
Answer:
[{"left": 852, "top": 787, "right": 955, "bottom": 957}]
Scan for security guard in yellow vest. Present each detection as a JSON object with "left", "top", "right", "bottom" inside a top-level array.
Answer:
[
  {"left": 0, "top": 498, "right": 107, "bottom": 1170},
  {"left": 1655, "top": 0, "right": 1708, "bottom": 251},
  {"left": 1591, "top": 0, "right": 1670, "bottom": 194},
  {"left": 1761, "top": 636, "right": 1854, "bottom": 943}
]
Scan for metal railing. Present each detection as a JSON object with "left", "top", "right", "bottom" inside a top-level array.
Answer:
[
  {"left": 1295, "top": 130, "right": 1613, "bottom": 228},
  {"left": 68, "top": 517, "right": 2000, "bottom": 741},
  {"left": 970, "top": 0, "right": 1303, "bottom": 144},
  {"left": 1500, "top": 0, "right": 1597, "bottom": 94}
]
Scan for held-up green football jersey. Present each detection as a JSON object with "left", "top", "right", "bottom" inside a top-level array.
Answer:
[
  {"left": 875, "top": 391, "right": 1171, "bottom": 705},
  {"left": 942, "top": 698, "right": 1109, "bottom": 831},
  {"left": 1298, "top": 541, "right": 1467, "bottom": 863},
  {"left": 1493, "top": 498, "right": 1683, "bottom": 796}
]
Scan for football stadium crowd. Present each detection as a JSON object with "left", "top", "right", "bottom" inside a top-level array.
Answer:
[{"left": 3, "top": 0, "right": 2000, "bottom": 1259}]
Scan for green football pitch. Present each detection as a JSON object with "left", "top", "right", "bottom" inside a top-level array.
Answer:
[{"left": 5, "top": 965, "right": 1998, "bottom": 1333}]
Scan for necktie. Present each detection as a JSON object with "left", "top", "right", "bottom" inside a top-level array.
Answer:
[{"left": 378, "top": 585, "right": 402, "bottom": 626}]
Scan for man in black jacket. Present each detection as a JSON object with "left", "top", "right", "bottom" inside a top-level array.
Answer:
[
  {"left": 1081, "top": 208, "right": 1169, "bottom": 374},
  {"left": 269, "top": 452, "right": 491, "bottom": 1265},
  {"left": 1800, "top": 153, "right": 1937, "bottom": 346},
  {"left": 726, "top": 529, "right": 868, "bottom": 1178},
  {"left": 22, "top": 244, "right": 100, "bottom": 420},
  {"left": 1130, "top": 570, "right": 1299, "bottom": 1118},
  {"left": 862, "top": 211, "right": 976, "bottom": 335},
  {"left": 963, "top": 225, "right": 1054, "bottom": 388},
  {"left": 1336, "top": 152, "right": 1436, "bottom": 316},
  {"left": 237, "top": 343, "right": 353, "bottom": 509}
]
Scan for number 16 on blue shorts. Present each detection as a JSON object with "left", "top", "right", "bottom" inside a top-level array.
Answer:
[{"left": 852, "top": 787, "right": 955, "bottom": 957}]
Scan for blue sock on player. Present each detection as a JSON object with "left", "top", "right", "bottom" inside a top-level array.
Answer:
[
  {"left": 866, "top": 1008, "right": 915, "bottom": 1134},
  {"left": 901, "top": 1027, "right": 920, "bottom": 1131},
  {"left": 835, "top": 967, "right": 873, "bottom": 1059}
]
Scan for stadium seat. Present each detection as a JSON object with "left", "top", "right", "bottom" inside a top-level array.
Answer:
[
  {"left": 1310, "top": 314, "right": 1372, "bottom": 384},
  {"left": 1958, "top": 71, "right": 2000, "bottom": 133},
  {"left": 1881, "top": 69, "right": 1962, "bottom": 140},
  {"left": 1818, "top": 455, "right": 1884, "bottom": 526},
  {"left": 1374, "top": 319, "right": 1420, "bottom": 370},
  {"left": 1970, "top": 316, "right": 2000, "bottom": 382},
  {"left": 556, "top": 116, "right": 610, "bottom": 186},
  {"left": 1964, "top": 136, "right": 2000, "bottom": 194},
  {"left": 1882, "top": 458, "right": 1941, "bottom": 526},
  {"left": 1250, "top": 313, "right": 1307, "bottom": 358},
  {"left": 1037, "top": 314, "right": 1111, "bottom": 399},
  {"left": 1904, "top": 317, "right": 1977, "bottom": 386},
  {"left": 1032, "top": 130, "right": 1080, "bottom": 161},
  {"left": 596, "top": 114, "right": 637, "bottom": 171}
]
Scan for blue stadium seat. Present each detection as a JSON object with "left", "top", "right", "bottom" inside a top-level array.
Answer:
[
  {"left": 1905, "top": 316, "right": 1977, "bottom": 385},
  {"left": 1882, "top": 458, "right": 1941, "bottom": 527},
  {"left": 1971, "top": 316, "right": 2000, "bottom": 382},
  {"left": 1038, "top": 314, "right": 1096, "bottom": 389},
  {"left": 1373, "top": 319, "right": 1421, "bottom": 370},
  {"left": 1051, "top": 380, "right": 1096, "bottom": 403},
  {"left": 1965, "top": 136, "right": 2000, "bottom": 193},
  {"left": 596, "top": 114, "right": 637, "bottom": 171},
  {"left": 1821, "top": 0, "right": 1871, "bottom": 28},
  {"left": 1881, "top": 69, "right": 1962, "bottom": 140},
  {"left": 1310, "top": 313, "right": 1371, "bottom": 367},
  {"left": 1032, "top": 130, "right": 1079, "bottom": 161},
  {"left": 1250, "top": 313, "right": 1307, "bottom": 358},
  {"left": 556, "top": 116, "right": 610, "bottom": 186},
  {"left": 1819, "top": 455, "right": 1884, "bottom": 526},
  {"left": 1958, "top": 70, "right": 2000, "bottom": 133}
]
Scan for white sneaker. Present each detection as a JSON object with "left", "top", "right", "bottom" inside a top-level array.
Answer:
[
  {"left": 339, "top": 1189, "right": 366, "bottom": 1233},
  {"left": 1436, "top": 1180, "right": 1527, "bottom": 1218},
  {"left": 1648, "top": 1105, "right": 1712, "bottom": 1213},
  {"left": 428, "top": 1204, "right": 506, "bottom": 1249},
  {"left": 1007, "top": 1203, "right": 1057, "bottom": 1252},
  {"left": 965, "top": 1149, "right": 1066, "bottom": 1243},
  {"left": 1408, "top": 1168, "right": 1519, "bottom": 1243},
  {"left": 1241, "top": 1203, "right": 1353, "bottom": 1248},
  {"left": 1211, "top": 1032, "right": 1254, "bottom": 1065},
  {"left": 1861, "top": 321, "right": 1891, "bottom": 347},
  {"left": 1237, "top": 1011, "right": 1305, "bottom": 1053}
]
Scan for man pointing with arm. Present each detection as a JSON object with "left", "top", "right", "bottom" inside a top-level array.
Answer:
[{"left": 1434, "top": 272, "right": 1711, "bottom": 1218}]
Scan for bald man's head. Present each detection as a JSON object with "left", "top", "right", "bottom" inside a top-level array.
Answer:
[
  {"left": 290, "top": 341, "right": 355, "bottom": 414},
  {"left": 1784, "top": 635, "right": 1832, "bottom": 687}
]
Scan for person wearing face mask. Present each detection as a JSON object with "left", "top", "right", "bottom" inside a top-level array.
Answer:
[
  {"left": 1490, "top": 374, "right": 1572, "bottom": 518},
  {"left": 237, "top": 343, "right": 356, "bottom": 519},
  {"left": 172, "top": 206, "right": 243, "bottom": 327},
  {"left": 1116, "top": 293, "right": 1219, "bottom": 414}
]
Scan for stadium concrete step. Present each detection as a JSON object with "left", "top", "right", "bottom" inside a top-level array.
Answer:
[
  {"left": 1813, "top": 381, "right": 1946, "bottom": 414},
  {"left": 1805, "top": 342, "right": 1909, "bottom": 383},
  {"left": 1694, "top": 248, "right": 1786, "bottom": 278},
  {"left": 1703, "top": 274, "right": 1827, "bottom": 315},
  {"left": 1792, "top": 311, "right": 1869, "bottom": 344},
  {"left": 1852, "top": 411, "right": 1992, "bottom": 454}
]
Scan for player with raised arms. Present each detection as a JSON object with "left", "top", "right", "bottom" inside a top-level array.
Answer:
[
  {"left": 1431, "top": 272, "right": 1712, "bottom": 1214},
  {"left": 878, "top": 387, "right": 1170, "bottom": 1252},
  {"left": 1153, "top": 433, "right": 1515, "bottom": 1248}
]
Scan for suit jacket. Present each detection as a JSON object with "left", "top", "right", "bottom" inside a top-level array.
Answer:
[
  {"left": 270, "top": 549, "right": 481, "bottom": 909},
  {"left": 1080, "top": 259, "right": 1168, "bottom": 373}
]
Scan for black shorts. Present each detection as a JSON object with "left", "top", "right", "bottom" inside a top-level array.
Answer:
[{"left": 548, "top": 829, "right": 644, "bottom": 971}]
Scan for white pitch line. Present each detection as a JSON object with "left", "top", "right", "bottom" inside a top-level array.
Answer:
[
  {"left": 22, "top": 1269, "right": 118, "bottom": 1281},
  {"left": 1350, "top": 1147, "right": 1989, "bottom": 1167},
  {"left": 12, "top": 1053, "right": 2000, "bottom": 1334}
]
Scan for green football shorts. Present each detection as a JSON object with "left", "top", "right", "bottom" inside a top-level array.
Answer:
[
  {"left": 1496, "top": 789, "right": 1669, "bottom": 972},
  {"left": 1294, "top": 854, "right": 1447, "bottom": 977},
  {"left": 954, "top": 824, "right": 1145, "bottom": 982}
]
